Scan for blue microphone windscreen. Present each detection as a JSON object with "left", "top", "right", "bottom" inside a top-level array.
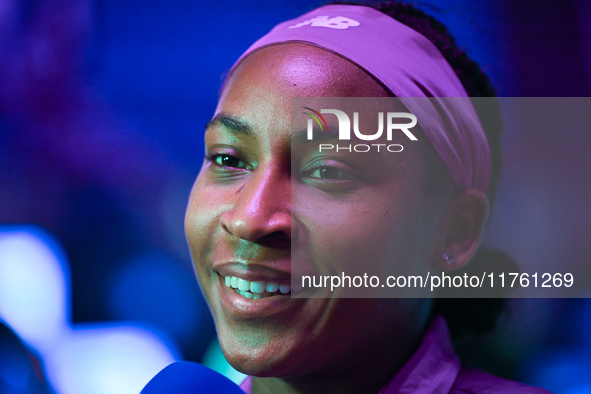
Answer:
[{"left": 141, "top": 361, "right": 244, "bottom": 394}]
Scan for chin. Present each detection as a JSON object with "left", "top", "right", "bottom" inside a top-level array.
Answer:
[{"left": 218, "top": 331, "right": 310, "bottom": 378}]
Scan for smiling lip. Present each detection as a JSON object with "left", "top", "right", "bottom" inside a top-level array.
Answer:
[
  {"left": 213, "top": 261, "right": 297, "bottom": 317},
  {"left": 214, "top": 261, "right": 291, "bottom": 284}
]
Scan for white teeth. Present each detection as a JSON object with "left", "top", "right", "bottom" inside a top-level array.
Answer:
[
  {"left": 222, "top": 276, "right": 290, "bottom": 299},
  {"left": 265, "top": 282, "right": 279, "bottom": 293},
  {"left": 236, "top": 289, "right": 253, "bottom": 299},
  {"left": 250, "top": 281, "right": 266, "bottom": 294},
  {"left": 279, "top": 284, "right": 291, "bottom": 294},
  {"left": 238, "top": 278, "right": 250, "bottom": 291}
]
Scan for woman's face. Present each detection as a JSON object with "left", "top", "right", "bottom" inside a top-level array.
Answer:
[{"left": 185, "top": 44, "right": 450, "bottom": 379}]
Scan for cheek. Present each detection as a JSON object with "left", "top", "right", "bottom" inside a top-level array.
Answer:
[
  {"left": 294, "top": 187, "right": 438, "bottom": 281},
  {"left": 184, "top": 175, "right": 228, "bottom": 280}
]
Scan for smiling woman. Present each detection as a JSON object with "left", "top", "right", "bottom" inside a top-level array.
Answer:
[{"left": 179, "top": 2, "right": 551, "bottom": 394}]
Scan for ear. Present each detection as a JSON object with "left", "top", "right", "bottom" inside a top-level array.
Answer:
[{"left": 433, "top": 189, "right": 490, "bottom": 271}]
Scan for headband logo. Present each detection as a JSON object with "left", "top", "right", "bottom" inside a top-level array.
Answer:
[
  {"left": 303, "top": 107, "right": 418, "bottom": 153},
  {"left": 289, "top": 16, "right": 360, "bottom": 30}
]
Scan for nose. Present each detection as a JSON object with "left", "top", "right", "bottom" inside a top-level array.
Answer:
[{"left": 219, "top": 166, "right": 292, "bottom": 245}]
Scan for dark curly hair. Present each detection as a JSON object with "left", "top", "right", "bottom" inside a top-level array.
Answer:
[{"left": 327, "top": 0, "right": 516, "bottom": 338}]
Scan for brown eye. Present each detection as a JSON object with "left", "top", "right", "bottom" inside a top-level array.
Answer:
[
  {"left": 309, "top": 166, "right": 355, "bottom": 181},
  {"left": 311, "top": 167, "right": 339, "bottom": 179},
  {"left": 213, "top": 154, "right": 247, "bottom": 169}
]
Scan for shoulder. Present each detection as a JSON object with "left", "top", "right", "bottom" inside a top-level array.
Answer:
[{"left": 450, "top": 367, "right": 554, "bottom": 394}]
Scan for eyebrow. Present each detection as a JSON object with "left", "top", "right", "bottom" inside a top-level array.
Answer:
[
  {"left": 289, "top": 124, "right": 381, "bottom": 145},
  {"left": 205, "top": 113, "right": 251, "bottom": 136},
  {"left": 290, "top": 125, "right": 341, "bottom": 144},
  {"left": 206, "top": 115, "right": 358, "bottom": 144}
]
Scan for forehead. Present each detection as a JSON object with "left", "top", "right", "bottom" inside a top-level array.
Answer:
[
  {"left": 213, "top": 44, "right": 392, "bottom": 147},
  {"left": 218, "top": 43, "right": 389, "bottom": 108}
]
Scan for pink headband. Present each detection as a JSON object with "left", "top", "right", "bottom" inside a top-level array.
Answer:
[{"left": 229, "top": 4, "right": 491, "bottom": 192}]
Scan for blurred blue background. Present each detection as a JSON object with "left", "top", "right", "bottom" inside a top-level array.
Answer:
[{"left": 1, "top": 0, "right": 591, "bottom": 393}]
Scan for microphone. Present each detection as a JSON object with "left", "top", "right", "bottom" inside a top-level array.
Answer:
[{"left": 141, "top": 361, "right": 245, "bottom": 393}]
